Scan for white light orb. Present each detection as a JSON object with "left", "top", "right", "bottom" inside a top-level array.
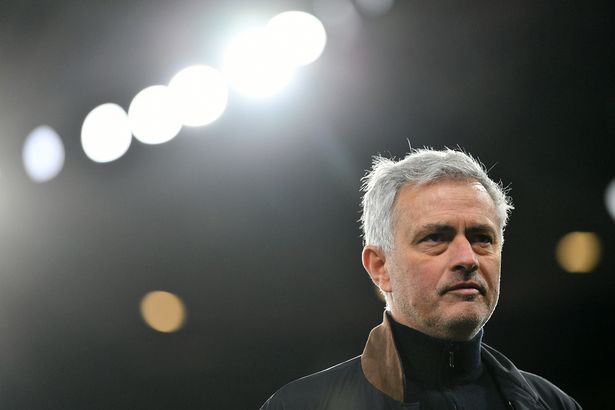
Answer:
[
  {"left": 22, "top": 125, "right": 65, "bottom": 183},
  {"left": 81, "top": 103, "right": 132, "bottom": 163},
  {"left": 312, "top": 0, "right": 362, "bottom": 46},
  {"left": 169, "top": 65, "right": 228, "bottom": 127},
  {"left": 222, "top": 28, "right": 296, "bottom": 97},
  {"left": 128, "top": 85, "right": 182, "bottom": 144},
  {"left": 266, "top": 11, "right": 327, "bottom": 66},
  {"left": 605, "top": 178, "right": 615, "bottom": 221}
]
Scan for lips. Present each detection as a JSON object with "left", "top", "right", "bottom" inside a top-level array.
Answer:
[{"left": 445, "top": 282, "right": 485, "bottom": 295}]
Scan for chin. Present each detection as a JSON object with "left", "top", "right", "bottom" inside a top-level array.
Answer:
[{"left": 443, "top": 311, "right": 487, "bottom": 340}]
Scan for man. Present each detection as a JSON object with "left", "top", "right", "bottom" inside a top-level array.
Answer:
[{"left": 261, "top": 148, "right": 582, "bottom": 409}]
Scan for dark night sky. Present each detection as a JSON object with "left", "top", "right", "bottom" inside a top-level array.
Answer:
[{"left": 0, "top": 0, "right": 612, "bottom": 408}]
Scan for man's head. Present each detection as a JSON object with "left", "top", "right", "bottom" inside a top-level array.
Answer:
[{"left": 360, "top": 148, "right": 513, "bottom": 341}]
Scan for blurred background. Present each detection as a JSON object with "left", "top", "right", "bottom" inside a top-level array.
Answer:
[{"left": 0, "top": 0, "right": 612, "bottom": 408}]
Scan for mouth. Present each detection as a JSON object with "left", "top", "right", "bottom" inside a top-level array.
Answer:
[{"left": 444, "top": 282, "right": 485, "bottom": 296}]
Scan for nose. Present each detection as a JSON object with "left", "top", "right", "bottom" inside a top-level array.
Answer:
[{"left": 449, "top": 236, "right": 479, "bottom": 277}]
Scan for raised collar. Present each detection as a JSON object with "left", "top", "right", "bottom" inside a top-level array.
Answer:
[
  {"left": 389, "top": 314, "right": 483, "bottom": 386},
  {"left": 360, "top": 312, "right": 549, "bottom": 408},
  {"left": 360, "top": 311, "right": 405, "bottom": 402},
  {"left": 360, "top": 311, "right": 483, "bottom": 402}
]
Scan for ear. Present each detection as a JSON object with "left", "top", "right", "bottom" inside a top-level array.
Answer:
[{"left": 362, "top": 245, "right": 392, "bottom": 293}]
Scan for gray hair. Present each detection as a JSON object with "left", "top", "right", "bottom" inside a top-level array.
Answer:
[{"left": 360, "top": 148, "right": 513, "bottom": 253}]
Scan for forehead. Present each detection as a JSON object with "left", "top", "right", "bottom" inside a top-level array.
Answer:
[{"left": 392, "top": 179, "right": 499, "bottom": 230}]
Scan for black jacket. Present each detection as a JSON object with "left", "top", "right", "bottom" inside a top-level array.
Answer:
[{"left": 261, "top": 313, "right": 581, "bottom": 410}]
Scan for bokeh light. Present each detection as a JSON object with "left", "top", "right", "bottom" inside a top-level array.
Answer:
[
  {"left": 169, "top": 65, "right": 228, "bottom": 127},
  {"left": 374, "top": 286, "right": 385, "bottom": 303},
  {"left": 222, "top": 28, "right": 295, "bottom": 97},
  {"left": 140, "top": 291, "right": 187, "bottom": 333},
  {"left": 22, "top": 125, "right": 65, "bottom": 183},
  {"left": 354, "top": 0, "right": 395, "bottom": 16},
  {"left": 555, "top": 231, "right": 602, "bottom": 273},
  {"left": 266, "top": 11, "right": 327, "bottom": 66},
  {"left": 605, "top": 178, "right": 615, "bottom": 221},
  {"left": 128, "top": 85, "right": 182, "bottom": 145},
  {"left": 312, "top": 0, "right": 362, "bottom": 46},
  {"left": 81, "top": 103, "right": 132, "bottom": 163}
]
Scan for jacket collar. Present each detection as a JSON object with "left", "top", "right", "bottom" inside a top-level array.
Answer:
[
  {"left": 360, "top": 311, "right": 546, "bottom": 408},
  {"left": 360, "top": 311, "right": 405, "bottom": 402}
]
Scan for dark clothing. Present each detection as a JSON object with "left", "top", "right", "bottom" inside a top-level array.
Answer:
[
  {"left": 388, "top": 315, "right": 508, "bottom": 409},
  {"left": 261, "top": 313, "right": 582, "bottom": 409}
]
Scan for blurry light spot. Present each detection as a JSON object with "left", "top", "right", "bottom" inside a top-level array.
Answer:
[
  {"left": 374, "top": 286, "right": 385, "bottom": 303},
  {"left": 222, "top": 28, "right": 295, "bottom": 97},
  {"left": 140, "top": 291, "right": 187, "bottom": 333},
  {"left": 81, "top": 103, "right": 132, "bottom": 163},
  {"left": 354, "top": 0, "right": 395, "bottom": 16},
  {"left": 312, "top": 0, "right": 362, "bottom": 46},
  {"left": 605, "top": 178, "right": 615, "bottom": 221},
  {"left": 555, "top": 231, "right": 602, "bottom": 273},
  {"left": 169, "top": 65, "right": 228, "bottom": 127},
  {"left": 128, "top": 85, "right": 182, "bottom": 145},
  {"left": 266, "top": 11, "right": 327, "bottom": 66},
  {"left": 22, "top": 125, "right": 65, "bottom": 183}
]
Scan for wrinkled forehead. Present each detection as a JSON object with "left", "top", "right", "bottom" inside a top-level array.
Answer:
[{"left": 391, "top": 179, "right": 500, "bottom": 231}]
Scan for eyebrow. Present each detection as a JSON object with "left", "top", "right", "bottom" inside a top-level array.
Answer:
[
  {"left": 466, "top": 225, "right": 497, "bottom": 235},
  {"left": 416, "top": 224, "right": 455, "bottom": 237}
]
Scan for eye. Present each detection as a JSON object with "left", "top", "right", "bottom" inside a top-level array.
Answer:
[
  {"left": 422, "top": 233, "right": 445, "bottom": 243},
  {"left": 472, "top": 234, "right": 493, "bottom": 244}
]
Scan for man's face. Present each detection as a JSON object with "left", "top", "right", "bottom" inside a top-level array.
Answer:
[{"left": 384, "top": 179, "right": 502, "bottom": 341}]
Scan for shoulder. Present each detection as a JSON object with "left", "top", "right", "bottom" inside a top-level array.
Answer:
[
  {"left": 260, "top": 356, "right": 372, "bottom": 410},
  {"left": 276, "top": 355, "right": 364, "bottom": 397},
  {"left": 481, "top": 343, "right": 582, "bottom": 409},
  {"left": 519, "top": 371, "right": 583, "bottom": 410}
]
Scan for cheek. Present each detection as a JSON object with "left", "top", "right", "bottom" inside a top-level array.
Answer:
[
  {"left": 389, "top": 264, "right": 419, "bottom": 294},
  {"left": 390, "top": 254, "right": 444, "bottom": 294},
  {"left": 482, "top": 260, "right": 501, "bottom": 290},
  {"left": 396, "top": 266, "right": 436, "bottom": 295}
]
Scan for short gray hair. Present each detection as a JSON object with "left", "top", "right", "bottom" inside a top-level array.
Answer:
[{"left": 360, "top": 148, "right": 513, "bottom": 253}]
